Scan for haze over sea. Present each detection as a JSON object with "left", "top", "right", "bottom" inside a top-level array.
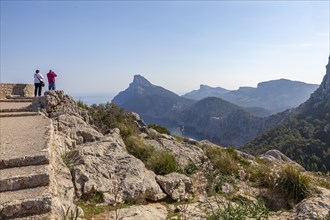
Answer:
[{"left": 72, "top": 92, "right": 116, "bottom": 105}]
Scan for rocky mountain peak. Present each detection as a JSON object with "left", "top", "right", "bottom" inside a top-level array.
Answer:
[
  {"left": 320, "top": 56, "right": 330, "bottom": 95},
  {"left": 308, "top": 55, "right": 330, "bottom": 106},
  {"left": 199, "top": 84, "right": 211, "bottom": 89},
  {"left": 131, "top": 74, "right": 153, "bottom": 87}
]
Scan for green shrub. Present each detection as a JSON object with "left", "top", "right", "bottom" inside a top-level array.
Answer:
[
  {"left": 124, "top": 136, "right": 154, "bottom": 163},
  {"left": 207, "top": 198, "right": 270, "bottom": 220},
  {"left": 76, "top": 99, "right": 89, "bottom": 109},
  {"left": 148, "top": 124, "right": 170, "bottom": 135},
  {"left": 247, "top": 164, "right": 273, "bottom": 187},
  {"left": 184, "top": 161, "right": 198, "bottom": 175},
  {"left": 88, "top": 103, "right": 140, "bottom": 137},
  {"left": 146, "top": 150, "right": 180, "bottom": 175},
  {"left": 275, "top": 165, "right": 313, "bottom": 205},
  {"left": 206, "top": 147, "right": 240, "bottom": 176}
]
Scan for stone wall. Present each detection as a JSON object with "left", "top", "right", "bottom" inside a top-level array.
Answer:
[{"left": 0, "top": 83, "right": 34, "bottom": 99}]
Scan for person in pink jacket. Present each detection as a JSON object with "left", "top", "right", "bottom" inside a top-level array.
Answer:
[{"left": 47, "top": 70, "right": 58, "bottom": 90}]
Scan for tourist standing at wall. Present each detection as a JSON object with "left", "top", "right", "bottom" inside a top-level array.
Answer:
[
  {"left": 47, "top": 70, "right": 57, "bottom": 90},
  {"left": 34, "top": 69, "right": 44, "bottom": 96}
]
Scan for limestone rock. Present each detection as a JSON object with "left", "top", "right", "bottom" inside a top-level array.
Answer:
[
  {"left": 108, "top": 203, "right": 167, "bottom": 220},
  {"left": 156, "top": 173, "right": 193, "bottom": 201},
  {"left": 56, "top": 114, "right": 102, "bottom": 145},
  {"left": 294, "top": 187, "right": 330, "bottom": 220},
  {"left": 144, "top": 133, "right": 204, "bottom": 167},
  {"left": 260, "top": 149, "right": 305, "bottom": 171},
  {"left": 71, "top": 129, "right": 166, "bottom": 204}
]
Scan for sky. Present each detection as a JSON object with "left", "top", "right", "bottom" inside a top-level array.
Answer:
[{"left": 1, "top": 0, "right": 329, "bottom": 96}]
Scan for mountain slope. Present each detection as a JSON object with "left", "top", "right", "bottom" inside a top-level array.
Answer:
[
  {"left": 182, "top": 84, "right": 230, "bottom": 100},
  {"left": 244, "top": 57, "right": 330, "bottom": 171},
  {"left": 178, "top": 97, "right": 289, "bottom": 146}
]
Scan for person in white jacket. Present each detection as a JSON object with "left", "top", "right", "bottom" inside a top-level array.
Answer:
[{"left": 34, "top": 69, "right": 44, "bottom": 96}]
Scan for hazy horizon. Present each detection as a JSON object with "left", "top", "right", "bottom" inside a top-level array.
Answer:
[{"left": 1, "top": 1, "right": 329, "bottom": 95}]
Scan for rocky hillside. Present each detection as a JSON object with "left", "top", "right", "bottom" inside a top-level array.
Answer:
[
  {"left": 34, "top": 90, "right": 330, "bottom": 219},
  {"left": 178, "top": 97, "right": 289, "bottom": 146},
  {"left": 245, "top": 56, "right": 330, "bottom": 172}
]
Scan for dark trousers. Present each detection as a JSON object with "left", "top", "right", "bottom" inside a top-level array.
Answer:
[{"left": 34, "top": 83, "right": 42, "bottom": 96}]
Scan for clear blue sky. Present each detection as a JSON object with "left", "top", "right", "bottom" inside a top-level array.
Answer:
[{"left": 1, "top": 1, "right": 329, "bottom": 95}]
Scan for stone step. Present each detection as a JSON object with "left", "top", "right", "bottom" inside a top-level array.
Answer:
[
  {"left": 0, "top": 99, "right": 33, "bottom": 103},
  {"left": 9, "top": 213, "right": 52, "bottom": 220},
  {"left": 0, "top": 154, "right": 49, "bottom": 170},
  {"left": 0, "top": 112, "right": 39, "bottom": 118},
  {"left": 0, "top": 108, "right": 33, "bottom": 113},
  {"left": 0, "top": 102, "right": 32, "bottom": 111},
  {"left": 0, "top": 186, "right": 52, "bottom": 219},
  {"left": 0, "top": 165, "right": 50, "bottom": 192}
]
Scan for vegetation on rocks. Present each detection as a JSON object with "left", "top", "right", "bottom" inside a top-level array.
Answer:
[
  {"left": 147, "top": 124, "right": 170, "bottom": 135},
  {"left": 208, "top": 198, "right": 270, "bottom": 220}
]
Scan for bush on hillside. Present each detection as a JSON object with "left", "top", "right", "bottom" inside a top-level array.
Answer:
[
  {"left": 88, "top": 103, "right": 140, "bottom": 137},
  {"left": 205, "top": 147, "right": 242, "bottom": 176},
  {"left": 275, "top": 165, "right": 313, "bottom": 205},
  {"left": 124, "top": 136, "right": 155, "bottom": 163},
  {"left": 146, "top": 150, "right": 180, "bottom": 175},
  {"left": 148, "top": 124, "right": 170, "bottom": 135}
]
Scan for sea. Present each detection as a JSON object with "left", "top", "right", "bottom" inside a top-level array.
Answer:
[{"left": 72, "top": 92, "right": 116, "bottom": 105}]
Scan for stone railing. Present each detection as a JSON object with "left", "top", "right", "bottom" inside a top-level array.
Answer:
[{"left": 0, "top": 83, "right": 34, "bottom": 99}]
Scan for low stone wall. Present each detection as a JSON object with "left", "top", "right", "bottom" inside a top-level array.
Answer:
[{"left": 0, "top": 83, "right": 34, "bottom": 99}]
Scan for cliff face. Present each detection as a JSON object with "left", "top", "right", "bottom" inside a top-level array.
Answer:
[{"left": 34, "top": 90, "right": 330, "bottom": 219}]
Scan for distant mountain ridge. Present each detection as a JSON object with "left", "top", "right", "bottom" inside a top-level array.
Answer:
[
  {"left": 112, "top": 75, "right": 292, "bottom": 146},
  {"left": 182, "top": 84, "right": 230, "bottom": 100},
  {"left": 183, "top": 79, "right": 318, "bottom": 113}
]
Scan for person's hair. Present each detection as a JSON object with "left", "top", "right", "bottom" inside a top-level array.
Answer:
[{"left": 36, "top": 70, "right": 40, "bottom": 73}]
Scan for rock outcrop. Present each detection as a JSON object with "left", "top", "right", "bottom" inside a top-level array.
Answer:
[
  {"left": 156, "top": 173, "right": 192, "bottom": 201},
  {"left": 260, "top": 149, "right": 305, "bottom": 171},
  {"left": 294, "top": 187, "right": 330, "bottom": 220},
  {"left": 23, "top": 89, "right": 329, "bottom": 220},
  {"left": 70, "top": 129, "right": 166, "bottom": 204}
]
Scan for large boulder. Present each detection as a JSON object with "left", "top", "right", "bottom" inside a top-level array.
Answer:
[
  {"left": 260, "top": 149, "right": 305, "bottom": 171},
  {"left": 294, "top": 187, "right": 330, "bottom": 220},
  {"left": 56, "top": 114, "right": 102, "bottom": 145},
  {"left": 144, "top": 131, "right": 204, "bottom": 167},
  {"left": 156, "top": 173, "right": 193, "bottom": 201},
  {"left": 70, "top": 129, "right": 166, "bottom": 204}
]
